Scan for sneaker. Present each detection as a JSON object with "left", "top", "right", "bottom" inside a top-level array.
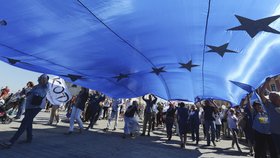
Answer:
[
  {"left": 13, "top": 116, "right": 20, "bottom": 120},
  {"left": 1, "top": 142, "right": 13, "bottom": 149},
  {"left": 113, "top": 128, "right": 116, "bottom": 131},
  {"left": 45, "top": 122, "right": 52, "bottom": 125},
  {"left": 247, "top": 152, "right": 253, "bottom": 156},
  {"left": 212, "top": 141, "right": 216, "bottom": 146},
  {"left": 140, "top": 133, "right": 145, "bottom": 136},
  {"left": 56, "top": 119, "right": 61, "bottom": 124},
  {"left": 103, "top": 128, "right": 109, "bottom": 132}
]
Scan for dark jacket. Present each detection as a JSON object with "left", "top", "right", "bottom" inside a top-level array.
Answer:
[{"left": 75, "top": 88, "right": 89, "bottom": 111}]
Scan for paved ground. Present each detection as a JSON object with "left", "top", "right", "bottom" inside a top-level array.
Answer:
[{"left": 0, "top": 111, "right": 252, "bottom": 158}]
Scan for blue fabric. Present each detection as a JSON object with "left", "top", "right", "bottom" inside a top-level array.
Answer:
[
  {"left": 230, "top": 81, "right": 253, "bottom": 93},
  {"left": 0, "top": 1, "right": 280, "bottom": 104}
]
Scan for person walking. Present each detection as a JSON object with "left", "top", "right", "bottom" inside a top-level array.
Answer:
[
  {"left": 259, "top": 77, "right": 280, "bottom": 157},
  {"left": 214, "top": 108, "right": 222, "bottom": 142},
  {"left": 102, "top": 99, "right": 110, "bottom": 119},
  {"left": 203, "top": 100, "right": 216, "bottom": 146},
  {"left": 250, "top": 101, "right": 277, "bottom": 158},
  {"left": 66, "top": 87, "right": 89, "bottom": 134},
  {"left": 165, "top": 102, "right": 176, "bottom": 141},
  {"left": 104, "top": 98, "right": 122, "bottom": 131},
  {"left": 189, "top": 104, "right": 200, "bottom": 145},
  {"left": 1, "top": 74, "right": 49, "bottom": 148},
  {"left": 123, "top": 100, "right": 140, "bottom": 138},
  {"left": 141, "top": 94, "right": 157, "bottom": 136},
  {"left": 85, "top": 91, "right": 105, "bottom": 130},
  {"left": 177, "top": 102, "right": 189, "bottom": 148},
  {"left": 227, "top": 108, "right": 242, "bottom": 152},
  {"left": 47, "top": 103, "right": 61, "bottom": 125}
]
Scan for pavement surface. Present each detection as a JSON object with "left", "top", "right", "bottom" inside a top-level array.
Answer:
[{"left": 0, "top": 110, "right": 252, "bottom": 158}]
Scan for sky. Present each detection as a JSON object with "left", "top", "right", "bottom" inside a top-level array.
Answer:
[{"left": 0, "top": 61, "right": 41, "bottom": 92}]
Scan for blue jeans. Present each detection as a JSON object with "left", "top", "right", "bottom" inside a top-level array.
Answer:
[
  {"left": 10, "top": 108, "right": 41, "bottom": 144},
  {"left": 205, "top": 120, "right": 216, "bottom": 145},
  {"left": 15, "top": 99, "right": 26, "bottom": 118}
]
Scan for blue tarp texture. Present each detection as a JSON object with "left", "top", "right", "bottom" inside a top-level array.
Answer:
[{"left": 0, "top": 0, "right": 280, "bottom": 104}]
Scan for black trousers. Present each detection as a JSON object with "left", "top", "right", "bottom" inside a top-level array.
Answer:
[
  {"left": 254, "top": 130, "right": 278, "bottom": 158},
  {"left": 102, "top": 107, "right": 109, "bottom": 119},
  {"left": 87, "top": 106, "right": 100, "bottom": 129},
  {"left": 166, "top": 118, "right": 174, "bottom": 139},
  {"left": 10, "top": 108, "right": 41, "bottom": 144},
  {"left": 191, "top": 123, "right": 199, "bottom": 143}
]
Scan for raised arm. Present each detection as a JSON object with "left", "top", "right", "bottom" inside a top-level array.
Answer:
[
  {"left": 244, "top": 93, "right": 253, "bottom": 112},
  {"left": 209, "top": 99, "right": 218, "bottom": 108},
  {"left": 152, "top": 94, "right": 158, "bottom": 103},
  {"left": 258, "top": 77, "right": 271, "bottom": 104},
  {"left": 142, "top": 95, "right": 147, "bottom": 101}
]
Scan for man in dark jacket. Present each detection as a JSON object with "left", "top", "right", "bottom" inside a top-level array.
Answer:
[
  {"left": 85, "top": 91, "right": 105, "bottom": 130},
  {"left": 203, "top": 100, "right": 216, "bottom": 146},
  {"left": 141, "top": 94, "right": 157, "bottom": 136}
]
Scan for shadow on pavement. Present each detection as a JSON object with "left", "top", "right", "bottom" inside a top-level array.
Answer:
[{"left": 0, "top": 122, "right": 202, "bottom": 158}]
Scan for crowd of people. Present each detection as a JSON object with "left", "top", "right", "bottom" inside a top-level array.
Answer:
[{"left": 0, "top": 74, "right": 279, "bottom": 158}]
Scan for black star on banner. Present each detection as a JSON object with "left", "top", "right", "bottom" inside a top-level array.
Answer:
[
  {"left": 0, "top": 20, "right": 7, "bottom": 26},
  {"left": 2, "top": 56, "right": 35, "bottom": 66},
  {"left": 207, "top": 43, "right": 237, "bottom": 57},
  {"left": 113, "top": 73, "right": 129, "bottom": 82},
  {"left": 179, "top": 60, "right": 199, "bottom": 72},
  {"left": 2, "top": 57, "right": 21, "bottom": 65},
  {"left": 228, "top": 15, "right": 280, "bottom": 38},
  {"left": 151, "top": 67, "right": 166, "bottom": 75},
  {"left": 61, "top": 74, "right": 83, "bottom": 82}
]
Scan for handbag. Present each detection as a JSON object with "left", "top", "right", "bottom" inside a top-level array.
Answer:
[{"left": 31, "top": 93, "right": 44, "bottom": 106}]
